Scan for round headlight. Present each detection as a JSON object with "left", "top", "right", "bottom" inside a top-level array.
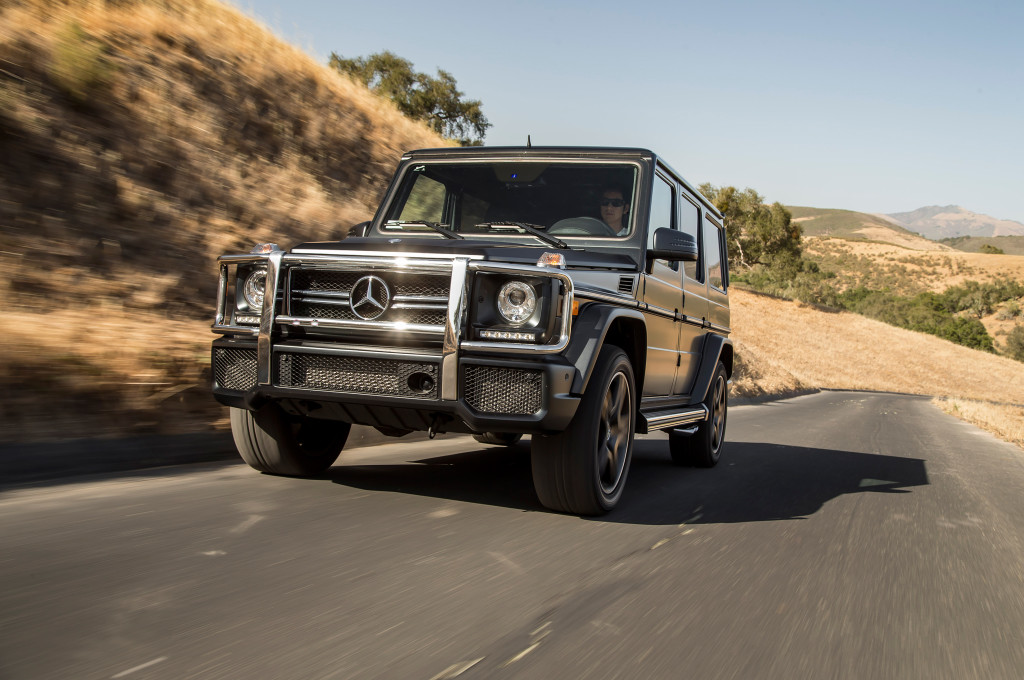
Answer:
[
  {"left": 242, "top": 269, "right": 267, "bottom": 310},
  {"left": 497, "top": 281, "right": 536, "bottom": 325}
]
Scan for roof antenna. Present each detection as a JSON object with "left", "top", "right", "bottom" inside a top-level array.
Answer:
[{"left": 527, "top": 135, "right": 532, "bottom": 148}]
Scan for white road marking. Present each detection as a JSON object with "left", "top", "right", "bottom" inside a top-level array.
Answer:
[
  {"left": 429, "top": 657, "right": 484, "bottom": 679},
  {"left": 487, "top": 551, "right": 524, "bottom": 574},
  {"left": 201, "top": 550, "right": 226, "bottom": 557},
  {"left": 501, "top": 643, "right": 540, "bottom": 667},
  {"left": 111, "top": 656, "right": 168, "bottom": 678},
  {"left": 230, "top": 514, "right": 264, "bottom": 534}
]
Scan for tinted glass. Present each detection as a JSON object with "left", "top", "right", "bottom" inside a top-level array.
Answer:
[
  {"left": 647, "top": 174, "right": 676, "bottom": 270},
  {"left": 381, "top": 162, "right": 638, "bottom": 239},
  {"left": 680, "top": 195, "right": 700, "bottom": 281},
  {"left": 705, "top": 220, "right": 724, "bottom": 289}
]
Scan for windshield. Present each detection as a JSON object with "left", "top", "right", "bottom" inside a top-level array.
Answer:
[{"left": 379, "top": 161, "right": 639, "bottom": 240}]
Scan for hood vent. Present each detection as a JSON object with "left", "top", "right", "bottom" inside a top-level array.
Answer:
[{"left": 618, "top": 276, "right": 635, "bottom": 294}]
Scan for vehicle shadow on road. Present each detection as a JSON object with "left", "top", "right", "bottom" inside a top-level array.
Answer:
[
  {"left": 329, "top": 438, "right": 929, "bottom": 525},
  {"left": 611, "top": 439, "right": 929, "bottom": 526}
]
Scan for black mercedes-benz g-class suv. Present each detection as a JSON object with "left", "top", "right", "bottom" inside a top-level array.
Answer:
[{"left": 211, "top": 146, "right": 732, "bottom": 515}]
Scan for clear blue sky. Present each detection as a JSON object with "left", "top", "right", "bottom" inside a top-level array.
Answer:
[{"left": 234, "top": 0, "right": 1024, "bottom": 223}]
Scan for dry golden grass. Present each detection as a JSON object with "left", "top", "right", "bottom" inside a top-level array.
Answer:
[
  {"left": 804, "top": 237, "right": 1024, "bottom": 293},
  {"left": 730, "top": 288, "right": 1024, "bottom": 405},
  {"left": 933, "top": 398, "right": 1024, "bottom": 449},
  {"left": 0, "top": 307, "right": 219, "bottom": 441},
  {"left": 0, "top": 0, "right": 451, "bottom": 441}
]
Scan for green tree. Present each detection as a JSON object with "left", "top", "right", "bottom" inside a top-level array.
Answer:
[
  {"left": 979, "top": 244, "right": 1004, "bottom": 254},
  {"left": 698, "top": 184, "right": 801, "bottom": 268},
  {"left": 329, "top": 51, "right": 490, "bottom": 146}
]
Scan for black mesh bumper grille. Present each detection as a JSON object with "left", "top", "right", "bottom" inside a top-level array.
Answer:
[
  {"left": 463, "top": 366, "right": 543, "bottom": 415},
  {"left": 274, "top": 353, "right": 439, "bottom": 399},
  {"left": 213, "top": 347, "right": 258, "bottom": 391}
]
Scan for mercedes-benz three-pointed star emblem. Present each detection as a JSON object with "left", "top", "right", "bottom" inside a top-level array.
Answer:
[{"left": 349, "top": 275, "right": 391, "bottom": 320}]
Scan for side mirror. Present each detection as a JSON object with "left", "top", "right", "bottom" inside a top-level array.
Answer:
[
  {"left": 347, "top": 221, "right": 371, "bottom": 238},
  {"left": 646, "top": 228, "right": 698, "bottom": 262}
]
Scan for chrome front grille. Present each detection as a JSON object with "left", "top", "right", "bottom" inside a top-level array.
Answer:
[
  {"left": 287, "top": 267, "right": 450, "bottom": 327},
  {"left": 213, "top": 347, "right": 258, "bottom": 391},
  {"left": 275, "top": 352, "right": 439, "bottom": 399},
  {"left": 463, "top": 366, "right": 543, "bottom": 415}
]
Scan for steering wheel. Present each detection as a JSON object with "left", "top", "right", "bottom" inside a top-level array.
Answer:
[{"left": 548, "top": 217, "right": 617, "bottom": 236}]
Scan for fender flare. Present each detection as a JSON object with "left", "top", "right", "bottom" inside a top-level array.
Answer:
[
  {"left": 564, "top": 304, "right": 646, "bottom": 395},
  {"left": 686, "top": 334, "right": 733, "bottom": 404}
]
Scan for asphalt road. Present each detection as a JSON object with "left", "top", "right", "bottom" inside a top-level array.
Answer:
[{"left": 2, "top": 391, "right": 1024, "bottom": 680}]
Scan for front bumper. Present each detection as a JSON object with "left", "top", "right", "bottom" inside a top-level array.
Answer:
[{"left": 211, "top": 338, "right": 580, "bottom": 435}]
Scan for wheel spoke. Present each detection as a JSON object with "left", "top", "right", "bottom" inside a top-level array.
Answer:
[{"left": 598, "top": 371, "right": 632, "bottom": 493}]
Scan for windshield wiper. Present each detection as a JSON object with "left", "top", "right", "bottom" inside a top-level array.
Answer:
[
  {"left": 475, "top": 222, "right": 571, "bottom": 250},
  {"left": 383, "top": 220, "right": 463, "bottom": 239}
]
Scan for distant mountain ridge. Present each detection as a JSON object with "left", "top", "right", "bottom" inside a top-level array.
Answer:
[{"left": 886, "top": 205, "right": 1024, "bottom": 239}]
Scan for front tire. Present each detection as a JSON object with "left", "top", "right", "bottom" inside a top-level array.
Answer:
[
  {"left": 669, "top": 361, "right": 728, "bottom": 467},
  {"left": 531, "top": 346, "right": 635, "bottom": 515},
  {"left": 230, "top": 405, "right": 349, "bottom": 476}
]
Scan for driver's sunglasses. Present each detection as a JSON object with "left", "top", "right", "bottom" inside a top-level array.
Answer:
[{"left": 600, "top": 198, "right": 625, "bottom": 207}]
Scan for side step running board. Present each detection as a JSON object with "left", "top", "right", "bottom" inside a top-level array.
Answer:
[{"left": 639, "top": 404, "right": 708, "bottom": 433}]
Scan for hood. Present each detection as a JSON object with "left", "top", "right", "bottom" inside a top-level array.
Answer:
[{"left": 291, "top": 237, "right": 640, "bottom": 271}]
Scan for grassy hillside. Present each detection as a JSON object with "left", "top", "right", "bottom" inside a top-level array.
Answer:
[
  {"left": 787, "top": 205, "right": 946, "bottom": 250},
  {"left": 0, "top": 0, "right": 448, "bottom": 440},
  {"left": 939, "top": 235, "right": 1024, "bottom": 255},
  {"left": 730, "top": 288, "right": 1024, "bottom": 447}
]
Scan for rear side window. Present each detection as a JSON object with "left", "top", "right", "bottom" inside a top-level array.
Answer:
[
  {"left": 680, "top": 195, "right": 701, "bottom": 281},
  {"left": 704, "top": 219, "right": 725, "bottom": 290}
]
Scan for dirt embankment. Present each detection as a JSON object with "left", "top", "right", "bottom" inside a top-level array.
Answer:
[{"left": 0, "top": 0, "right": 447, "bottom": 441}]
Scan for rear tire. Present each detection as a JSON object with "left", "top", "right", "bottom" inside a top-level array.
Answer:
[
  {"left": 531, "top": 346, "right": 635, "bottom": 515},
  {"left": 230, "top": 405, "right": 349, "bottom": 476},
  {"left": 473, "top": 432, "right": 523, "bottom": 446},
  {"left": 669, "top": 361, "right": 728, "bottom": 467}
]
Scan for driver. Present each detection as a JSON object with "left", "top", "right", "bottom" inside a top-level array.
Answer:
[{"left": 599, "top": 187, "right": 629, "bottom": 235}]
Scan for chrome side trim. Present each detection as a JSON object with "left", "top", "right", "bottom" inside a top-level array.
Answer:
[
  {"left": 574, "top": 287, "right": 642, "bottom": 309},
  {"left": 707, "top": 322, "right": 732, "bottom": 334},
  {"left": 442, "top": 258, "right": 470, "bottom": 400},
  {"left": 257, "top": 249, "right": 284, "bottom": 386},
  {"left": 642, "top": 405, "right": 708, "bottom": 431}
]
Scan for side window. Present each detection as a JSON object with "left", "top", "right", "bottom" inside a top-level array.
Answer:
[
  {"left": 704, "top": 218, "right": 725, "bottom": 290},
  {"left": 398, "top": 174, "right": 446, "bottom": 223},
  {"left": 679, "top": 195, "right": 701, "bottom": 282},
  {"left": 647, "top": 174, "right": 676, "bottom": 270}
]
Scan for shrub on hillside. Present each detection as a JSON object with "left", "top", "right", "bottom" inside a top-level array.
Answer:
[
  {"left": 49, "top": 22, "right": 113, "bottom": 105},
  {"left": 1007, "top": 326, "right": 1024, "bottom": 362},
  {"left": 838, "top": 287, "right": 995, "bottom": 352},
  {"left": 997, "top": 301, "right": 1022, "bottom": 320}
]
